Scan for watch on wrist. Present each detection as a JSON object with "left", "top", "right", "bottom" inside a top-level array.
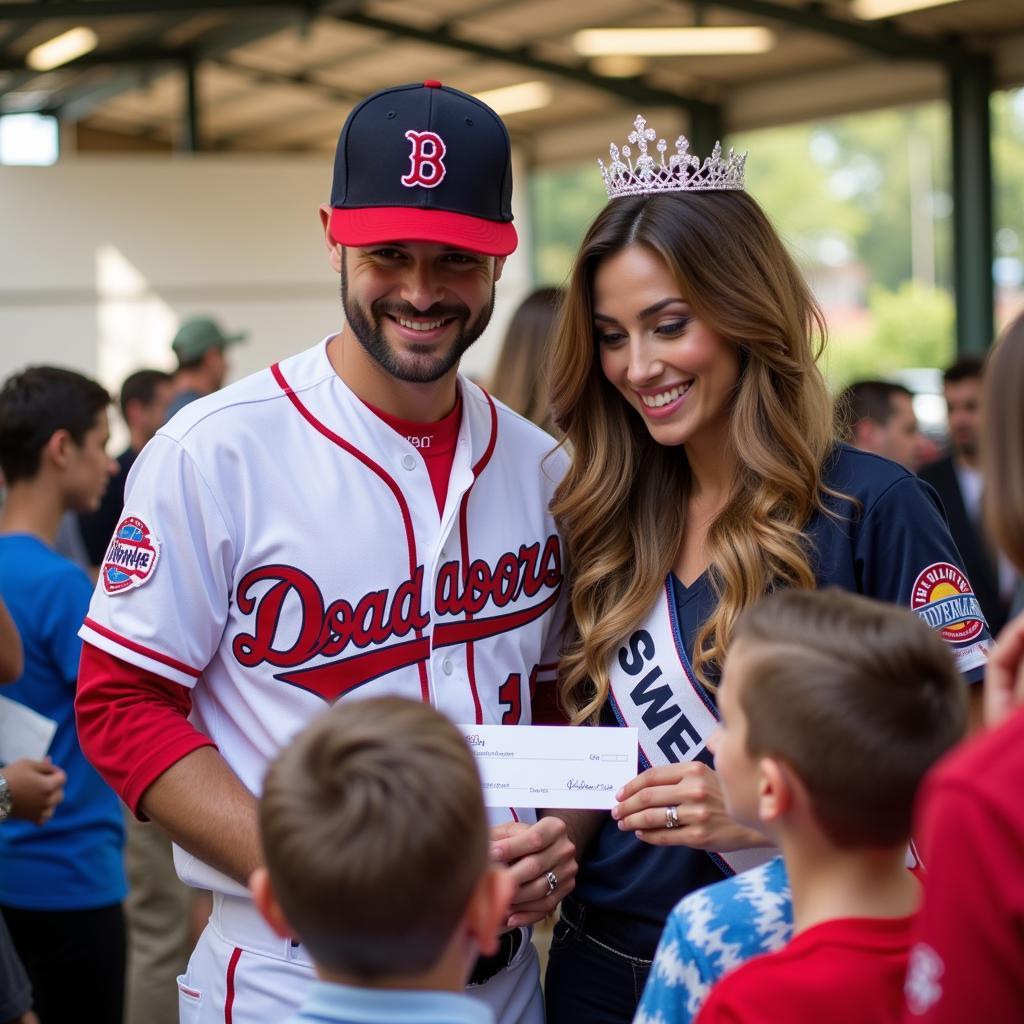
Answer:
[{"left": 0, "top": 773, "right": 12, "bottom": 823}]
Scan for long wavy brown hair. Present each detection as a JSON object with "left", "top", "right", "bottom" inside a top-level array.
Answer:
[
  {"left": 490, "top": 287, "right": 563, "bottom": 433},
  {"left": 549, "top": 191, "right": 838, "bottom": 723},
  {"left": 983, "top": 312, "right": 1024, "bottom": 572}
]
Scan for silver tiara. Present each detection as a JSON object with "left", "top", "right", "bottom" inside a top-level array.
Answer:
[{"left": 598, "top": 114, "right": 746, "bottom": 199}]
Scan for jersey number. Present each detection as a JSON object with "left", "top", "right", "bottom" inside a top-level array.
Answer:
[
  {"left": 499, "top": 672, "right": 522, "bottom": 725},
  {"left": 499, "top": 666, "right": 542, "bottom": 725}
]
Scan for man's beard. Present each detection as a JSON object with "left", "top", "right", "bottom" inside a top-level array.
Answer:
[{"left": 341, "top": 261, "right": 494, "bottom": 384}]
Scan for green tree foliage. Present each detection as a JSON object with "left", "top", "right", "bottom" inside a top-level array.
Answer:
[
  {"left": 993, "top": 89, "right": 1024, "bottom": 327},
  {"left": 531, "top": 88, "right": 1022, "bottom": 368},
  {"left": 735, "top": 104, "right": 952, "bottom": 293},
  {"left": 531, "top": 164, "right": 606, "bottom": 284},
  {"left": 825, "top": 282, "right": 954, "bottom": 387}
]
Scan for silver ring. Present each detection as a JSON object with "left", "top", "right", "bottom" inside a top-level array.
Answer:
[
  {"left": 545, "top": 870, "right": 558, "bottom": 895},
  {"left": 665, "top": 805, "right": 679, "bottom": 829}
]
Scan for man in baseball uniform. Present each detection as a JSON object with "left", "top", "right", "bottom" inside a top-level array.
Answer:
[{"left": 75, "top": 81, "right": 573, "bottom": 1024}]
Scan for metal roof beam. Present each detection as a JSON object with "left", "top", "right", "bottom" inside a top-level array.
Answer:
[
  {"left": 0, "top": 0, "right": 64, "bottom": 50},
  {"left": 0, "top": 0, "right": 312, "bottom": 18},
  {"left": 690, "top": 0, "right": 969, "bottom": 65},
  {"left": 0, "top": 70, "right": 42, "bottom": 102},
  {"left": 332, "top": 10, "right": 717, "bottom": 119},
  {"left": 0, "top": 47, "right": 173, "bottom": 72},
  {"left": 209, "top": 54, "right": 363, "bottom": 102},
  {"left": 48, "top": 68, "right": 152, "bottom": 119},
  {"left": 0, "top": 2, "right": 721, "bottom": 121},
  {"left": 6, "top": 7, "right": 340, "bottom": 119}
]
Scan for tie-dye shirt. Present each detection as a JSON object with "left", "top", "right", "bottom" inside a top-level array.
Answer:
[{"left": 633, "top": 857, "right": 792, "bottom": 1024}]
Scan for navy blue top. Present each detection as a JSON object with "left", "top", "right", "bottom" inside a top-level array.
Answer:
[
  {"left": 572, "top": 446, "right": 990, "bottom": 958},
  {"left": 0, "top": 535, "right": 126, "bottom": 910}
]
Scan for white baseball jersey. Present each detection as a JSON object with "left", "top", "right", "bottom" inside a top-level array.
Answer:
[{"left": 80, "top": 337, "right": 568, "bottom": 898}]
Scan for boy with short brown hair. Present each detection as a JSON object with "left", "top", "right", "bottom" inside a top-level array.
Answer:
[
  {"left": 694, "top": 589, "right": 967, "bottom": 1024},
  {"left": 251, "top": 696, "right": 514, "bottom": 1024}
]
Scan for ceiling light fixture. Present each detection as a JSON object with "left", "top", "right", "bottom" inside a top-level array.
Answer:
[
  {"left": 851, "top": 0, "right": 962, "bottom": 19},
  {"left": 573, "top": 27, "right": 775, "bottom": 57},
  {"left": 591, "top": 55, "right": 649, "bottom": 78},
  {"left": 26, "top": 27, "right": 99, "bottom": 72},
  {"left": 474, "top": 81, "right": 553, "bottom": 116}
]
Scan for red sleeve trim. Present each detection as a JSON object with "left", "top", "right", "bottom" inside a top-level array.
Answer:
[
  {"left": 83, "top": 616, "right": 201, "bottom": 679},
  {"left": 76, "top": 642, "right": 215, "bottom": 816}
]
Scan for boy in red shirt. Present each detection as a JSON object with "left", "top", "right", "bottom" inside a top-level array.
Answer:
[
  {"left": 695, "top": 589, "right": 967, "bottom": 1024},
  {"left": 901, "top": 311, "right": 1024, "bottom": 1023}
]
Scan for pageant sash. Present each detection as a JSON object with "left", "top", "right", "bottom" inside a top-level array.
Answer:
[{"left": 606, "top": 576, "right": 775, "bottom": 876}]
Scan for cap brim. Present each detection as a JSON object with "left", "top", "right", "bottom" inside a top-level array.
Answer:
[
  {"left": 330, "top": 207, "right": 517, "bottom": 257},
  {"left": 224, "top": 332, "right": 248, "bottom": 346}
]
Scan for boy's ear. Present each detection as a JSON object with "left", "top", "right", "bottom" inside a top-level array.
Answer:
[
  {"left": 43, "top": 428, "right": 73, "bottom": 470},
  {"left": 757, "top": 757, "right": 791, "bottom": 825},
  {"left": 249, "top": 866, "right": 295, "bottom": 940},
  {"left": 465, "top": 865, "right": 516, "bottom": 958}
]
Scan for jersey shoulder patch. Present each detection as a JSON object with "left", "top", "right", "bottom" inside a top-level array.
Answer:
[
  {"left": 102, "top": 516, "right": 161, "bottom": 595},
  {"left": 911, "top": 561, "right": 987, "bottom": 643}
]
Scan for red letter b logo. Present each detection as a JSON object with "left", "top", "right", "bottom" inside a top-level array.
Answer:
[{"left": 401, "top": 130, "right": 447, "bottom": 189}]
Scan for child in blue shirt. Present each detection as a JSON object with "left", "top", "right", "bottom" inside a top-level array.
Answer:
[
  {"left": 0, "top": 365, "right": 123, "bottom": 1023},
  {"left": 250, "top": 696, "right": 516, "bottom": 1024},
  {"left": 636, "top": 856, "right": 791, "bottom": 1024}
]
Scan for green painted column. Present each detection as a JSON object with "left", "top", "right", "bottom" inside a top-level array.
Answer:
[
  {"left": 949, "top": 55, "right": 994, "bottom": 353},
  {"left": 181, "top": 56, "right": 200, "bottom": 152},
  {"left": 688, "top": 103, "right": 725, "bottom": 162}
]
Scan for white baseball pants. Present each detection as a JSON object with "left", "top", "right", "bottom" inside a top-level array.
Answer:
[{"left": 177, "top": 894, "right": 543, "bottom": 1024}]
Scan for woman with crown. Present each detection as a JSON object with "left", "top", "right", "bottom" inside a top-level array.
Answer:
[{"left": 541, "top": 116, "right": 990, "bottom": 1024}]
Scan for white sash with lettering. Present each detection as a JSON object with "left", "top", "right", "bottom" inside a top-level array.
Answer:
[{"left": 606, "top": 576, "right": 775, "bottom": 876}]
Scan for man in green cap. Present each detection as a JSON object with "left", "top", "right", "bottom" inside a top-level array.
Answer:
[{"left": 165, "top": 316, "right": 247, "bottom": 422}]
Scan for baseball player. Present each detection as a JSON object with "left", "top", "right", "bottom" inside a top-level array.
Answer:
[{"left": 75, "top": 81, "right": 573, "bottom": 1024}]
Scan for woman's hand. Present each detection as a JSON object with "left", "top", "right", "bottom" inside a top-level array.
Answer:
[
  {"left": 5, "top": 757, "right": 66, "bottom": 825},
  {"left": 612, "top": 762, "right": 766, "bottom": 850},
  {"left": 984, "top": 611, "right": 1024, "bottom": 728},
  {"left": 490, "top": 816, "right": 578, "bottom": 928}
]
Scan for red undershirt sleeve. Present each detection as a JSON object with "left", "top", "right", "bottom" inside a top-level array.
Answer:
[{"left": 75, "top": 641, "right": 216, "bottom": 818}]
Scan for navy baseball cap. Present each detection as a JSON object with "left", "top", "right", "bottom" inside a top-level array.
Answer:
[{"left": 329, "top": 81, "right": 517, "bottom": 257}]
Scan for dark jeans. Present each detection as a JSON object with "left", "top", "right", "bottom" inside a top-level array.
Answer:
[
  {"left": 1, "top": 902, "right": 126, "bottom": 1024},
  {"left": 545, "top": 895, "right": 653, "bottom": 1024}
]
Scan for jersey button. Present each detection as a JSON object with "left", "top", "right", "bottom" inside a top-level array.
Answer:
[
  {"left": 401, "top": 453, "right": 417, "bottom": 471},
  {"left": 442, "top": 658, "right": 454, "bottom": 676}
]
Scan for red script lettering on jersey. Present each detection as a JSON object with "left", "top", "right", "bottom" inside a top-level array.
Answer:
[{"left": 231, "top": 535, "right": 561, "bottom": 701}]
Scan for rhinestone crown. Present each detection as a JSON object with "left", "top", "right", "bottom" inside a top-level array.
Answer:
[{"left": 598, "top": 114, "right": 746, "bottom": 199}]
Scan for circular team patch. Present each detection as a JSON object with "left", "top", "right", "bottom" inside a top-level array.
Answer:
[
  {"left": 102, "top": 516, "right": 160, "bottom": 595},
  {"left": 911, "top": 562, "right": 985, "bottom": 644}
]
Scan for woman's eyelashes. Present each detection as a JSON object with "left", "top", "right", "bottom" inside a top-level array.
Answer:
[
  {"left": 595, "top": 316, "right": 693, "bottom": 347},
  {"left": 595, "top": 328, "right": 627, "bottom": 347},
  {"left": 655, "top": 317, "right": 691, "bottom": 337}
]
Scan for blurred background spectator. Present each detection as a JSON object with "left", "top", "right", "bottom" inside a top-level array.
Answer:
[
  {"left": 0, "top": 366, "right": 125, "bottom": 1024},
  {"left": 837, "top": 379, "right": 929, "bottom": 472},
  {"left": 165, "top": 316, "right": 247, "bottom": 422},
  {"left": 489, "top": 287, "right": 562, "bottom": 434},
  {"left": 919, "top": 357, "right": 1018, "bottom": 635},
  {"left": 78, "top": 369, "right": 172, "bottom": 571}
]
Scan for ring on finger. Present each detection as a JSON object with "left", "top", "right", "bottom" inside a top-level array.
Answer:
[
  {"left": 664, "top": 805, "right": 679, "bottom": 830},
  {"left": 545, "top": 870, "right": 558, "bottom": 896}
]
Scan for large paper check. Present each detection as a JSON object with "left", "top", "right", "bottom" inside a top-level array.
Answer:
[
  {"left": 459, "top": 725, "right": 639, "bottom": 809},
  {"left": 0, "top": 695, "right": 57, "bottom": 763}
]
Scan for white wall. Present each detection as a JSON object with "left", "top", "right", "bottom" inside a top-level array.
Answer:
[{"left": 0, "top": 153, "right": 533, "bottom": 443}]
